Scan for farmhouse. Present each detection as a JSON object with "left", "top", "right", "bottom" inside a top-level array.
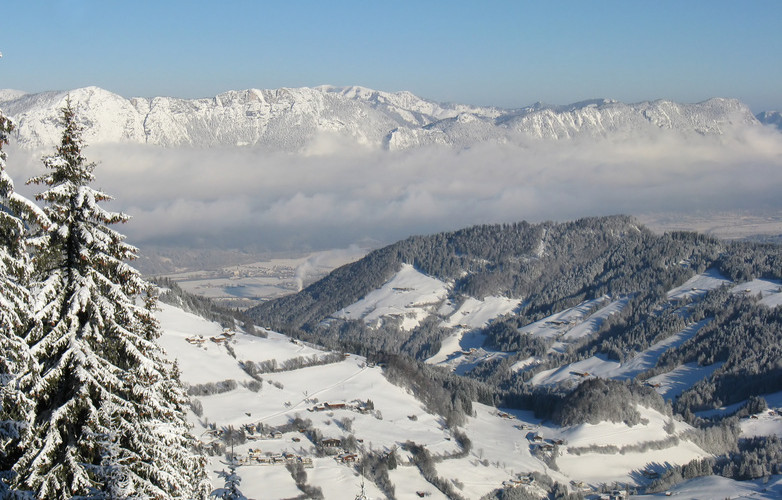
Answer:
[{"left": 336, "top": 453, "right": 358, "bottom": 463}]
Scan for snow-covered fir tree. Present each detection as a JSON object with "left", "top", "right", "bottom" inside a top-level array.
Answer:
[
  {"left": 209, "top": 461, "right": 247, "bottom": 500},
  {"left": 11, "top": 99, "right": 209, "bottom": 498},
  {"left": 0, "top": 108, "right": 46, "bottom": 496}
]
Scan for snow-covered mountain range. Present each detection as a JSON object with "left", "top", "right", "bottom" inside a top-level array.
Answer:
[{"left": 0, "top": 86, "right": 769, "bottom": 151}]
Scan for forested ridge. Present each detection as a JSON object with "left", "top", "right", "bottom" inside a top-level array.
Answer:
[
  {"left": 249, "top": 216, "right": 782, "bottom": 420},
  {"left": 248, "top": 217, "right": 782, "bottom": 495}
]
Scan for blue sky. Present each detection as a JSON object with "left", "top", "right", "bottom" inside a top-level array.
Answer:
[{"left": 1, "top": 1, "right": 781, "bottom": 112}]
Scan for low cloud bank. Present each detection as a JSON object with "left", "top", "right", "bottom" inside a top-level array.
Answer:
[{"left": 7, "top": 126, "right": 782, "bottom": 252}]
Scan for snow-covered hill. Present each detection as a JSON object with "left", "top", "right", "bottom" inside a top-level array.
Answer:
[
  {"left": 331, "top": 262, "right": 782, "bottom": 402},
  {"left": 0, "top": 85, "right": 763, "bottom": 151},
  {"left": 159, "top": 302, "right": 743, "bottom": 499}
]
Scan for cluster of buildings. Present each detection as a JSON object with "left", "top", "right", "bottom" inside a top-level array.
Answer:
[
  {"left": 307, "top": 400, "right": 374, "bottom": 414},
  {"left": 185, "top": 329, "right": 236, "bottom": 346},
  {"left": 240, "top": 449, "right": 313, "bottom": 467}
]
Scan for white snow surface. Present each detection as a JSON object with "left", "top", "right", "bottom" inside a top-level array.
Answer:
[
  {"left": 695, "top": 390, "right": 782, "bottom": 439},
  {"left": 529, "top": 319, "right": 709, "bottom": 388},
  {"left": 334, "top": 264, "right": 523, "bottom": 337},
  {"left": 440, "top": 296, "right": 522, "bottom": 330},
  {"left": 635, "top": 474, "right": 782, "bottom": 499},
  {"left": 553, "top": 407, "right": 708, "bottom": 486},
  {"left": 666, "top": 268, "right": 731, "bottom": 301},
  {"left": 730, "top": 278, "right": 782, "bottom": 308},
  {"left": 156, "top": 303, "right": 718, "bottom": 499},
  {"left": 515, "top": 296, "right": 623, "bottom": 341},
  {"left": 646, "top": 362, "right": 724, "bottom": 400},
  {"left": 334, "top": 263, "right": 449, "bottom": 331}
]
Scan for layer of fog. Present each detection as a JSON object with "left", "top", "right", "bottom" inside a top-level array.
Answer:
[{"left": 6, "top": 126, "right": 782, "bottom": 255}]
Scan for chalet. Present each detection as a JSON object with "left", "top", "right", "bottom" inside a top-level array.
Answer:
[
  {"left": 321, "top": 438, "right": 341, "bottom": 448},
  {"left": 538, "top": 443, "right": 555, "bottom": 451},
  {"left": 336, "top": 453, "right": 358, "bottom": 463},
  {"left": 642, "top": 469, "right": 660, "bottom": 479},
  {"left": 530, "top": 434, "right": 543, "bottom": 442},
  {"left": 551, "top": 438, "right": 565, "bottom": 445},
  {"left": 325, "top": 402, "right": 347, "bottom": 410},
  {"left": 497, "top": 411, "right": 515, "bottom": 419},
  {"left": 222, "top": 329, "right": 236, "bottom": 337},
  {"left": 210, "top": 336, "right": 227, "bottom": 344},
  {"left": 503, "top": 475, "right": 534, "bottom": 488}
]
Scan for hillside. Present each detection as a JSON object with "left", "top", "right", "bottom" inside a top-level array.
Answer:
[
  {"left": 248, "top": 217, "right": 782, "bottom": 416},
  {"left": 160, "top": 288, "right": 782, "bottom": 499},
  {"left": 0, "top": 86, "right": 762, "bottom": 151}
]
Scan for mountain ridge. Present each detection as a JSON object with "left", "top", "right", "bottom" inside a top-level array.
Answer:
[
  {"left": 247, "top": 215, "right": 782, "bottom": 420},
  {"left": 0, "top": 85, "right": 766, "bottom": 151}
]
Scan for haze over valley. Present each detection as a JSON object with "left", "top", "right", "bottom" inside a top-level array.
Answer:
[{"left": 2, "top": 86, "right": 781, "bottom": 282}]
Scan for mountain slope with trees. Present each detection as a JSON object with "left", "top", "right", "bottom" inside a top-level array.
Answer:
[{"left": 248, "top": 217, "right": 782, "bottom": 419}]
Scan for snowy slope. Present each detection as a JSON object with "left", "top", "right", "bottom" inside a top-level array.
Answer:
[
  {"left": 334, "top": 264, "right": 450, "bottom": 331},
  {"left": 157, "top": 302, "right": 714, "bottom": 498},
  {"left": 529, "top": 319, "right": 709, "bottom": 388},
  {"left": 331, "top": 264, "right": 525, "bottom": 369},
  {"left": 666, "top": 268, "right": 731, "bottom": 301},
  {"left": 635, "top": 474, "right": 782, "bottom": 499},
  {"left": 552, "top": 406, "right": 707, "bottom": 486},
  {"left": 0, "top": 85, "right": 765, "bottom": 151}
]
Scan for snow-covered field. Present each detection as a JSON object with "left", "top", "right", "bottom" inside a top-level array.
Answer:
[
  {"left": 634, "top": 474, "right": 782, "bottom": 499},
  {"left": 666, "top": 268, "right": 731, "bottom": 302},
  {"left": 156, "top": 302, "right": 742, "bottom": 499},
  {"left": 335, "top": 263, "right": 451, "bottom": 331},
  {"left": 529, "top": 319, "right": 710, "bottom": 389},
  {"left": 153, "top": 266, "right": 782, "bottom": 498}
]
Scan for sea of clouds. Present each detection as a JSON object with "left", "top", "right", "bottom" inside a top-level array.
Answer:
[{"left": 6, "top": 124, "right": 782, "bottom": 254}]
